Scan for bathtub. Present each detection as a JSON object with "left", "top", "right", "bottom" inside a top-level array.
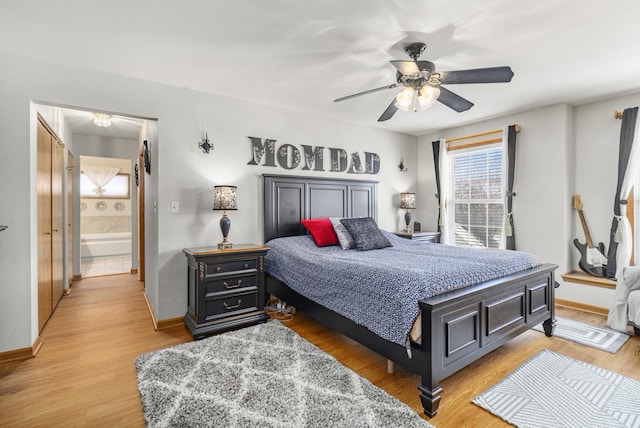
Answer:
[{"left": 81, "top": 232, "right": 132, "bottom": 257}]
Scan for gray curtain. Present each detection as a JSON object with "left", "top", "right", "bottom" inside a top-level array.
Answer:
[
  {"left": 606, "top": 107, "right": 639, "bottom": 279},
  {"left": 505, "top": 125, "right": 518, "bottom": 250},
  {"left": 432, "top": 140, "right": 442, "bottom": 233}
]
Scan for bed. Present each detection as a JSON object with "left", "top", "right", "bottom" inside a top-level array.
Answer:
[{"left": 262, "top": 174, "right": 557, "bottom": 417}]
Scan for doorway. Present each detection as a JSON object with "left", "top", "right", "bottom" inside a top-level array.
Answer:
[
  {"left": 79, "top": 155, "right": 133, "bottom": 277},
  {"left": 51, "top": 106, "right": 148, "bottom": 280}
]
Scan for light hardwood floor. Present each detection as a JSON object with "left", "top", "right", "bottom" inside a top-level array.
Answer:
[{"left": 1, "top": 273, "right": 638, "bottom": 427}]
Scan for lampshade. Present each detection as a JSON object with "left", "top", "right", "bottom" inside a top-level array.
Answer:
[
  {"left": 394, "top": 85, "right": 440, "bottom": 112},
  {"left": 400, "top": 192, "right": 416, "bottom": 209},
  {"left": 394, "top": 87, "right": 415, "bottom": 112},
  {"left": 416, "top": 85, "right": 440, "bottom": 110},
  {"left": 93, "top": 113, "right": 112, "bottom": 127},
  {"left": 213, "top": 185, "right": 238, "bottom": 210}
]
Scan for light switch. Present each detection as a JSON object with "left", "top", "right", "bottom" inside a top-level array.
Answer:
[{"left": 171, "top": 201, "right": 180, "bottom": 213}]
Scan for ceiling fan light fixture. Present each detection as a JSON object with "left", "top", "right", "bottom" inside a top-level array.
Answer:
[
  {"left": 416, "top": 85, "right": 440, "bottom": 111},
  {"left": 394, "top": 87, "right": 414, "bottom": 111},
  {"left": 93, "top": 113, "right": 112, "bottom": 127}
]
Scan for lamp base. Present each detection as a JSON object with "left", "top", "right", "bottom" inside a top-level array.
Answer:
[
  {"left": 218, "top": 213, "right": 233, "bottom": 249},
  {"left": 218, "top": 241, "right": 233, "bottom": 249},
  {"left": 404, "top": 210, "right": 412, "bottom": 233}
]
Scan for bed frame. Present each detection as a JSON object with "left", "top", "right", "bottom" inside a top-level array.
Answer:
[{"left": 263, "top": 174, "right": 557, "bottom": 417}]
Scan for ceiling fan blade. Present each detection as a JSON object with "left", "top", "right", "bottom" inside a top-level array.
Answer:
[
  {"left": 437, "top": 86, "right": 474, "bottom": 112},
  {"left": 438, "top": 66, "right": 514, "bottom": 85},
  {"left": 333, "top": 83, "right": 399, "bottom": 102},
  {"left": 390, "top": 60, "right": 420, "bottom": 76},
  {"left": 378, "top": 99, "right": 399, "bottom": 122}
]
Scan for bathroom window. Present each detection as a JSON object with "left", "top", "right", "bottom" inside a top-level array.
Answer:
[{"left": 80, "top": 173, "right": 130, "bottom": 199}]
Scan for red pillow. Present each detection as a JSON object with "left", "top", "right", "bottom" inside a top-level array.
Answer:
[{"left": 301, "top": 218, "right": 339, "bottom": 247}]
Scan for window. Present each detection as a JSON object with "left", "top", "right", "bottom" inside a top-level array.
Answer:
[
  {"left": 449, "top": 146, "right": 504, "bottom": 248},
  {"left": 80, "top": 173, "right": 130, "bottom": 198}
]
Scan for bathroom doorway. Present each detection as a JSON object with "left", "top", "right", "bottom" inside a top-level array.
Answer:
[{"left": 80, "top": 155, "right": 133, "bottom": 277}]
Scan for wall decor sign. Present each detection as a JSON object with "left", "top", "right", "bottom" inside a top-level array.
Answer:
[{"left": 247, "top": 137, "right": 380, "bottom": 175}]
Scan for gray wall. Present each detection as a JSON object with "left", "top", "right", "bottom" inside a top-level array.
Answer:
[
  {"left": 0, "top": 51, "right": 416, "bottom": 353},
  {"left": 418, "top": 93, "right": 640, "bottom": 308}
]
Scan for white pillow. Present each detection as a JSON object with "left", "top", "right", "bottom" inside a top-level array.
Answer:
[{"left": 329, "top": 217, "right": 356, "bottom": 250}]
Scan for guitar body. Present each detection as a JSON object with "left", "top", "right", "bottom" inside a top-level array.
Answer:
[{"left": 573, "top": 239, "right": 607, "bottom": 277}]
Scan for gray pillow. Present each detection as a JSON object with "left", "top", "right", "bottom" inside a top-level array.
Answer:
[
  {"left": 339, "top": 217, "right": 392, "bottom": 251},
  {"left": 329, "top": 217, "right": 356, "bottom": 249}
]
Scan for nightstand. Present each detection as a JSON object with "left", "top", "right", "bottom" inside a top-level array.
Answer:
[
  {"left": 394, "top": 231, "right": 440, "bottom": 243},
  {"left": 182, "top": 244, "right": 269, "bottom": 339}
]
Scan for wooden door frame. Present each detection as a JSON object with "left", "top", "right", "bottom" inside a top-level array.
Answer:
[
  {"left": 66, "top": 150, "right": 74, "bottom": 290},
  {"left": 137, "top": 149, "right": 145, "bottom": 282}
]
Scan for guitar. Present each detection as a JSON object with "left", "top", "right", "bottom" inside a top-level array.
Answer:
[{"left": 572, "top": 195, "right": 607, "bottom": 277}]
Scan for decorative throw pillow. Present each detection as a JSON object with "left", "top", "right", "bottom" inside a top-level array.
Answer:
[
  {"left": 339, "top": 217, "right": 393, "bottom": 251},
  {"left": 329, "top": 217, "right": 357, "bottom": 250},
  {"left": 301, "top": 218, "right": 339, "bottom": 247}
]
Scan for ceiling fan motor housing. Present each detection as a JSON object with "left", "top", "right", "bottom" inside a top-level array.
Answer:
[{"left": 396, "top": 61, "right": 437, "bottom": 88}]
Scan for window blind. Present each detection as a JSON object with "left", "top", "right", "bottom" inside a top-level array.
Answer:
[{"left": 451, "top": 148, "right": 504, "bottom": 248}]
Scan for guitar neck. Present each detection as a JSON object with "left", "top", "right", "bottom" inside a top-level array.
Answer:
[{"left": 577, "top": 208, "right": 595, "bottom": 248}]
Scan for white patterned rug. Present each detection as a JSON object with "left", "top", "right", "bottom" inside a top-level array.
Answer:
[
  {"left": 473, "top": 349, "right": 640, "bottom": 428},
  {"left": 135, "top": 320, "right": 433, "bottom": 428},
  {"left": 532, "top": 317, "right": 630, "bottom": 353}
]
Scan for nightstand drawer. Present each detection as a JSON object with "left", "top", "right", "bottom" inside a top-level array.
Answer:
[
  {"left": 206, "top": 258, "right": 257, "bottom": 275},
  {"left": 204, "top": 291, "right": 259, "bottom": 321},
  {"left": 205, "top": 273, "right": 257, "bottom": 294}
]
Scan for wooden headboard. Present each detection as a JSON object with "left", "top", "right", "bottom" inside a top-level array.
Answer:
[{"left": 263, "top": 174, "right": 378, "bottom": 243}]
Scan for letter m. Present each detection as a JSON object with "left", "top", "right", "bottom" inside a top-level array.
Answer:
[{"left": 247, "top": 137, "right": 277, "bottom": 166}]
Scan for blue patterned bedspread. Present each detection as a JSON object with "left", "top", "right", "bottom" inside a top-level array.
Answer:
[{"left": 265, "top": 231, "right": 540, "bottom": 347}]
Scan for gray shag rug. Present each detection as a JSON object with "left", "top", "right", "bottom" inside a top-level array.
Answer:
[
  {"left": 532, "top": 317, "right": 630, "bottom": 353},
  {"left": 135, "top": 320, "right": 433, "bottom": 428},
  {"left": 473, "top": 349, "right": 640, "bottom": 427}
]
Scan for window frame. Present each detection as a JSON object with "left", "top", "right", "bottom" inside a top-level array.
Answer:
[
  {"left": 447, "top": 143, "right": 506, "bottom": 249},
  {"left": 80, "top": 172, "right": 130, "bottom": 199}
]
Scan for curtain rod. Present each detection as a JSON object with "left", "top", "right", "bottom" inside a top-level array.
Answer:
[
  {"left": 614, "top": 110, "right": 623, "bottom": 119},
  {"left": 446, "top": 124, "right": 520, "bottom": 144},
  {"left": 448, "top": 137, "right": 503, "bottom": 152}
]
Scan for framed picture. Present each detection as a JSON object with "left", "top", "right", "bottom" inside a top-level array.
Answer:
[
  {"left": 413, "top": 221, "right": 421, "bottom": 232},
  {"left": 80, "top": 173, "right": 130, "bottom": 199}
]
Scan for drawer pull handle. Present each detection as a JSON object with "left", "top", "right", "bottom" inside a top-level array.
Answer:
[
  {"left": 223, "top": 299, "right": 242, "bottom": 310},
  {"left": 243, "top": 263, "right": 249, "bottom": 269},
  {"left": 215, "top": 267, "right": 221, "bottom": 272},
  {"left": 223, "top": 279, "right": 242, "bottom": 289}
]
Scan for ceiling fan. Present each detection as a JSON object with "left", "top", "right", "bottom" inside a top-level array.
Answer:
[{"left": 333, "top": 42, "right": 514, "bottom": 122}]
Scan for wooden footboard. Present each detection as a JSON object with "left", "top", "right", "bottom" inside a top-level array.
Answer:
[
  {"left": 266, "top": 262, "right": 557, "bottom": 417},
  {"left": 417, "top": 262, "right": 557, "bottom": 415}
]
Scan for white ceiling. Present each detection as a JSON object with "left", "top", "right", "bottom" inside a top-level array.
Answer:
[
  {"left": 59, "top": 108, "right": 144, "bottom": 140},
  {"left": 3, "top": 0, "right": 640, "bottom": 136}
]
